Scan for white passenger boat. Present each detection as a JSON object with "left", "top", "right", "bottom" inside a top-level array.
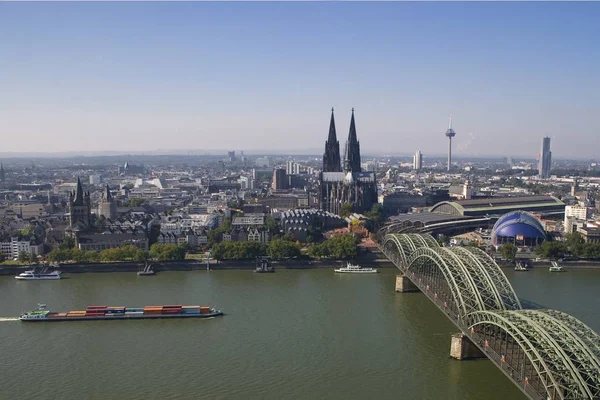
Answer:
[
  {"left": 15, "top": 268, "right": 62, "bottom": 280},
  {"left": 334, "top": 263, "right": 378, "bottom": 274}
]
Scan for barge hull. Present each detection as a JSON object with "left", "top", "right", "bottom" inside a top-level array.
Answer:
[{"left": 21, "top": 312, "right": 223, "bottom": 322}]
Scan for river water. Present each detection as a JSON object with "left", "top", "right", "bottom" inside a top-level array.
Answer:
[{"left": 1, "top": 267, "right": 598, "bottom": 400}]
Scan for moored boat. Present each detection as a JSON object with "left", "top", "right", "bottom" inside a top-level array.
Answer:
[
  {"left": 19, "top": 304, "right": 223, "bottom": 322},
  {"left": 514, "top": 261, "right": 529, "bottom": 271},
  {"left": 137, "top": 262, "right": 155, "bottom": 276},
  {"left": 549, "top": 261, "right": 565, "bottom": 272},
  {"left": 334, "top": 262, "right": 378, "bottom": 274}
]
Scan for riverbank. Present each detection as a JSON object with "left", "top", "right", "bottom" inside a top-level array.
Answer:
[{"left": 0, "top": 256, "right": 396, "bottom": 276}]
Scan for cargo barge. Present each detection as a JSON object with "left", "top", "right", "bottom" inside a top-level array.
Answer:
[{"left": 19, "top": 304, "right": 223, "bottom": 322}]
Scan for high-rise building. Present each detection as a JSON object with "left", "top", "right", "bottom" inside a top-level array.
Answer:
[
  {"left": 413, "top": 150, "right": 422, "bottom": 170},
  {"left": 445, "top": 116, "right": 456, "bottom": 172},
  {"left": 319, "top": 109, "right": 377, "bottom": 214},
  {"left": 322, "top": 108, "right": 342, "bottom": 172},
  {"left": 228, "top": 151, "right": 236, "bottom": 162},
  {"left": 272, "top": 168, "right": 287, "bottom": 190},
  {"left": 0, "top": 161, "right": 5, "bottom": 183},
  {"left": 539, "top": 137, "right": 552, "bottom": 179}
]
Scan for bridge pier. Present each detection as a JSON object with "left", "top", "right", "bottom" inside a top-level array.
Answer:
[
  {"left": 450, "top": 333, "right": 485, "bottom": 360},
  {"left": 395, "top": 274, "right": 419, "bottom": 292}
]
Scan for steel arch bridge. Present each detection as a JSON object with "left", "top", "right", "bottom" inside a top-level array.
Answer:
[{"left": 381, "top": 233, "right": 600, "bottom": 400}]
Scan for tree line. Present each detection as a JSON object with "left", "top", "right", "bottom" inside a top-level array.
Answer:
[{"left": 45, "top": 243, "right": 186, "bottom": 263}]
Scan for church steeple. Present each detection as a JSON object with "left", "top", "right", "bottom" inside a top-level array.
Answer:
[
  {"left": 322, "top": 108, "right": 342, "bottom": 172},
  {"left": 343, "top": 108, "right": 361, "bottom": 173},
  {"left": 73, "top": 176, "right": 85, "bottom": 205}
]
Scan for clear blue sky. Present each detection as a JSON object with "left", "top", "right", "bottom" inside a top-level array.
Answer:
[{"left": 1, "top": 2, "right": 599, "bottom": 158}]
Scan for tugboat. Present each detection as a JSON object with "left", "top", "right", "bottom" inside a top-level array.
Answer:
[
  {"left": 254, "top": 257, "right": 274, "bottom": 273},
  {"left": 137, "top": 262, "right": 155, "bottom": 276}
]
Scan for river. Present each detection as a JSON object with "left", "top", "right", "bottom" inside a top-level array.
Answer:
[{"left": 1, "top": 267, "right": 598, "bottom": 400}]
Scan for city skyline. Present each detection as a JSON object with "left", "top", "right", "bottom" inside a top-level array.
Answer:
[{"left": 1, "top": 2, "right": 599, "bottom": 157}]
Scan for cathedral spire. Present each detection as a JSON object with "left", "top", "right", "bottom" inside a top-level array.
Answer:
[
  {"left": 344, "top": 108, "right": 361, "bottom": 173},
  {"left": 323, "top": 108, "right": 342, "bottom": 172}
]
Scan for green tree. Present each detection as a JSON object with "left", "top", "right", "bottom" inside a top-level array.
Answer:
[
  {"left": 308, "top": 233, "right": 358, "bottom": 259},
  {"left": 28, "top": 252, "right": 38, "bottom": 264},
  {"left": 59, "top": 236, "right": 76, "bottom": 250},
  {"left": 499, "top": 243, "right": 518, "bottom": 261},
  {"left": 437, "top": 235, "right": 450, "bottom": 246},
  {"left": 268, "top": 238, "right": 301, "bottom": 260},
  {"left": 564, "top": 232, "right": 585, "bottom": 257},
  {"left": 535, "top": 241, "right": 567, "bottom": 259},
  {"left": 148, "top": 224, "right": 161, "bottom": 246},
  {"left": 264, "top": 216, "right": 281, "bottom": 237},
  {"left": 121, "top": 198, "right": 146, "bottom": 207},
  {"left": 364, "top": 203, "right": 384, "bottom": 230},
  {"left": 210, "top": 241, "right": 267, "bottom": 261},
  {"left": 0, "top": 252, "right": 5, "bottom": 263},
  {"left": 339, "top": 203, "right": 354, "bottom": 218},
  {"left": 18, "top": 251, "right": 30, "bottom": 263}
]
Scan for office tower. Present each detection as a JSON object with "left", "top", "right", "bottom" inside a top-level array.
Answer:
[
  {"left": 539, "top": 136, "right": 552, "bottom": 179},
  {"left": 413, "top": 150, "right": 422, "bottom": 170}
]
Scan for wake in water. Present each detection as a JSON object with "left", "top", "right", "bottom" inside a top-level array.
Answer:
[{"left": 0, "top": 317, "right": 19, "bottom": 322}]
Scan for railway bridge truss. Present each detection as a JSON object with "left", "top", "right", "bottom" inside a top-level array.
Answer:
[{"left": 381, "top": 233, "right": 600, "bottom": 400}]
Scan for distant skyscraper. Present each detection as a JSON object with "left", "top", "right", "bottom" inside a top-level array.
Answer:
[
  {"left": 322, "top": 108, "right": 342, "bottom": 172},
  {"left": 272, "top": 168, "right": 287, "bottom": 190},
  {"left": 0, "top": 161, "right": 5, "bottom": 183},
  {"left": 539, "top": 137, "right": 552, "bottom": 179},
  {"left": 445, "top": 116, "right": 456, "bottom": 172},
  {"left": 413, "top": 150, "right": 422, "bottom": 170},
  {"left": 228, "top": 151, "right": 236, "bottom": 162}
]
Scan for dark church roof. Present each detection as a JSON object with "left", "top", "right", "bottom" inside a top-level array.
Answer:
[{"left": 343, "top": 108, "right": 361, "bottom": 173}]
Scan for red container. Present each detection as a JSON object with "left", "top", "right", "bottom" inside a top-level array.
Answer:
[
  {"left": 87, "top": 306, "right": 107, "bottom": 309},
  {"left": 163, "top": 305, "right": 182, "bottom": 309}
]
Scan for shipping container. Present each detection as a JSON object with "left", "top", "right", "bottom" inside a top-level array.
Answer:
[
  {"left": 87, "top": 306, "right": 107, "bottom": 309},
  {"left": 163, "top": 305, "right": 183, "bottom": 308}
]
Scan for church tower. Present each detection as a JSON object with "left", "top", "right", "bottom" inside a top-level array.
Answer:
[
  {"left": 343, "top": 108, "right": 362, "bottom": 173},
  {"left": 98, "top": 184, "right": 118, "bottom": 220},
  {"left": 69, "top": 177, "right": 92, "bottom": 228},
  {"left": 322, "top": 108, "right": 342, "bottom": 172},
  {"left": 0, "top": 161, "right": 5, "bottom": 183}
]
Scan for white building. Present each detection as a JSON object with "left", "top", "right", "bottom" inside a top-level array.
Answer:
[
  {"left": 413, "top": 150, "right": 422, "bottom": 170},
  {"left": 0, "top": 237, "right": 41, "bottom": 260},
  {"left": 564, "top": 205, "right": 588, "bottom": 233}
]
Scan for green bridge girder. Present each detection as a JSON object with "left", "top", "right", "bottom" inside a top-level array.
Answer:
[{"left": 382, "top": 233, "right": 600, "bottom": 400}]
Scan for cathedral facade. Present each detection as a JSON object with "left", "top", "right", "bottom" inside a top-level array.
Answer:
[{"left": 319, "top": 109, "right": 377, "bottom": 215}]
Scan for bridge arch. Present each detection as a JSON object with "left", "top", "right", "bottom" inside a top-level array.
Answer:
[
  {"left": 382, "top": 233, "right": 439, "bottom": 267},
  {"left": 469, "top": 310, "right": 600, "bottom": 400}
]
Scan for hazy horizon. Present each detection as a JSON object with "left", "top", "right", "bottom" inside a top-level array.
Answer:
[{"left": 1, "top": 2, "right": 599, "bottom": 158}]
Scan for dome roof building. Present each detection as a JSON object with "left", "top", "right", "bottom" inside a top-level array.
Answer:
[{"left": 492, "top": 211, "right": 547, "bottom": 246}]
